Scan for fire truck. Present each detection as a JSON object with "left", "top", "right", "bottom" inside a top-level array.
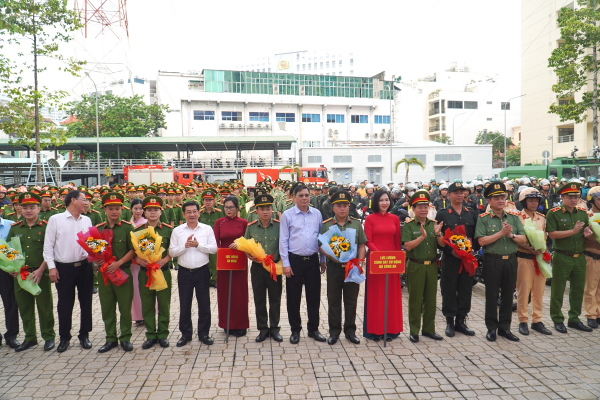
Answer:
[
  {"left": 241, "top": 166, "right": 328, "bottom": 188},
  {"left": 124, "top": 165, "right": 205, "bottom": 186}
]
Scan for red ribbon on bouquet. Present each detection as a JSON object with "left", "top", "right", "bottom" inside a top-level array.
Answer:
[
  {"left": 533, "top": 251, "right": 551, "bottom": 276},
  {"left": 19, "top": 266, "right": 29, "bottom": 281},
  {"left": 443, "top": 226, "right": 477, "bottom": 276},
  {"left": 99, "top": 257, "right": 118, "bottom": 285},
  {"left": 344, "top": 258, "right": 364, "bottom": 280},
  {"left": 145, "top": 262, "right": 161, "bottom": 288},
  {"left": 262, "top": 255, "right": 278, "bottom": 282}
]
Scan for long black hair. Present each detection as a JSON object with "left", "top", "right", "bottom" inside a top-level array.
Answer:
[{"left": 371, "top": 189, "right": 391, "bottom": 213}]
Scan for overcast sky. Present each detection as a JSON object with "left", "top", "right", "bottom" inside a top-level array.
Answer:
[{"left": 6, "top": 0, "right": 522, "bottom": 100}]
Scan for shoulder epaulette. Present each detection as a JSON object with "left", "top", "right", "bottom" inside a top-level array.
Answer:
[
  {"left": 162, "top": 223, "right": 173, "bottom": 229},
  {"left": 92, "top": 209, "right": 100, "bottom": 214},
  {"left": 577, "top": 206, "right": 588, "bottom": 212},
  {"left": 96, "top": 222, "right": 106, "bottom": 227},
  {"left": 350, "top": 216, "right": 360, "bottom": 220},
  {"left": 550, "top": 207, "right": 561, "bottom": 212},
  {"left": 479, "top": 212, "right": 490, "bottom": 217},
  {"left": 322, "top": 218, "right": 333, "bottom": 224},
  {"left": 121, "top": 220, "right": 132, "bottom": 225},
  {"left": 535, "top": 212, "right": 546, "bottom": 218},
  {"left": 214, "top": 208, "right": 222, "bottom": 212},
  {"left": 274, "top": 219, "right": 280, "bottom": 223},
  {"left": 405, "top": 218, "right": 414, "bottom": 223},
  {"left": 247, "top": 220, "right": 258, "bottom": 226},
  {"left": 429, "top": 204, "right": 435, "bottom": 208},
  {"left": 166, "top": 204, "right": 173, "bottom": 209},
  {"left": 506, "top": 201, "right": 515, "bottom": 205},
  {"left": 506, "top": 210, "right": 520, "bottom": 216},
  {"left": 122, "top": 206, "right": 130, "bottom": 210},
  {"left": 249, "top": 210, "right": 256, "bottom": 214},
  {"left": 10, "top": 221, "right": 22, "bottom": 226}
]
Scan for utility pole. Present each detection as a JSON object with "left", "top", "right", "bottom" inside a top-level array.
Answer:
[{"left": 85, "top": 72, "right": 102, "bottom": 185}]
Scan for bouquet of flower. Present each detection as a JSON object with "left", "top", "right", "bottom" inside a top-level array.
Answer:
[
  {"left": 318, "top": 225, "right": 365, "bottom": 284},
  {"left": 77, "top": 227, "right": 128, "bottom": 286},
  {"left": 0, "top": 237, "right": 41, "bottom": 296},
  {"left": 234, "top": 236, "right": 283, "bottom": 281},
  {"left": 523, "top": 218, "right": 552, "bottom": 278},
  {"left": 443, "top": 225, "right": 477, "bottom": 276},
  {"left": 130, "top": 227, "right": 168, "bottom": 291},
  {"left": 589, "top": 213, "right": 600, "bottom": 244}
]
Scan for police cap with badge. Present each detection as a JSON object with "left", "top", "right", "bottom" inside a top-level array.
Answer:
[
  {"left": 410, "top": 190, "right": 430, "bottom": 205},
  {"left": 330, "top": 190, "right": 351, "bottom": 205},
  {"left": 483, "top": 182, "right": 507, "bottom": 198}
]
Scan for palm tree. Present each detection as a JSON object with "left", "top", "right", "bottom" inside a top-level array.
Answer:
[
  {"left": 279, "top": 164, "right": 302, "bottom": 182},
  {"left": 394, "top": 157, "right": 426, "bottom": 184}
]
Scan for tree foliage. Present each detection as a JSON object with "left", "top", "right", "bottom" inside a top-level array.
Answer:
[
  {"left": 394, "top": 157, "right": 425, "bottom": 184},
  {"left": 507, "top": 143, "right": 521, "bottom": 166},
  {"left": 433, "top": 135, "right": 453, "bottom": 145},
  {"left": 279, "top": 164, "right": 301, "bottom": 181},
  {"left": 65, "top": 93, "right": 170, "bottom": 159},
  {"left": 474, "top": 130, "right": 513, "bottom": 160}
]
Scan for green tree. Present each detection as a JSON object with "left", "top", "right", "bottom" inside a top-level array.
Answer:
[
  {"left": 0, "top": 0, "right": 84, "bottom": 182},
  {"left": 279, "top": 164, "right": 301, "bottom": 181},
  {"left": 65, "top": 93, "right": 170, "bottom": 159},
  {"left": 394, "top": 157, "right": 425, "bottom": 184},
  {"left": 434, "top": 135, "right": 453, "bottom": 145},
  {"left": 548, "top": 0, "right": 600, "bottom": 149},
  {"left": 474, "top": 130, "right": 513, "bottom": 160},
  {"left": 507, "top": 143, "right": 521, "bottom": 166}
]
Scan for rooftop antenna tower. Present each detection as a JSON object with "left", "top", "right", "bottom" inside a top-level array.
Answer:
[{"left": 74, "top": 0, "right": 129, "bottom": 39}]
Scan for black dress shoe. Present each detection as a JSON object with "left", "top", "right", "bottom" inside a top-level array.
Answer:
[
  {"left": 307, "top": 330, "right": 326, "bottom": 342},
  {"left": 422, "top": 332, "right": 443, "bottom": 341},
  {"left": 409, "top": 334, "right": 419, "bottom": 343},
  {"left": 597, "top": 317, "right": 600, "bottom": 324},
  {"left": 327, "top": 335, "right": 338, "bottom": 345},
  {"left": 92, "top": 287, "right": 98, "bottom": 294},
  {"left": 176, "top": 337, "right": 191, "bottom": 347},
  {"left": 568, "top": 321, "right": 593, "bottom": 332},
  {"left": 445, "top": 318, "right": 455, "bottom": 337},
  {"left": 289, "top": 332, "right": 300, "bottom": 344},
  {"left": 587, "top": 319, "right": 599, "bottom": 329},
  {"left": 498, "top": 329, "right": 520, "bottom": 341},
  {"left": 44, "top": 340, "right": 55, "bottom": 351},
  {"left": 15, "top": 340, "right": 38, "bottom": 352},
  {"left": 80, "top": 338, "right": 92, "bottom": 349},
  {"left": 531, "top": 322, "right": 552, "bottom": 335},
  {"left": 5, "top": 337, "right": 19, "bottom": 349},
  {"left": 98, "top": 342, "right": 118, "bottom": 353},
  {"left": 142, "top": 339, "right": 157, "bottom": 349},
  {"left": 519, "top": 322, "right": 529, "bottom": 336},
  {"left": 554, "top": 322, "right": 568, "bottom": 334},
  {"left": 120, "top": 341, "right": 133, "bottom": 352},
  {"left": 486, "top": 329, "right": 497, "bottom": 341},
  {"left": 270, "top": 332, "right": 283, "bottom": 342},
  {"left": 159, "top": 339, "right": 169, "bottom": 348},
  {"left": 455, "top": 316, "right": 475, "bottom": 336},
  {"left": 199, "top": 336, "right": 213, "bottom": 345},
  {"left": 345, "top": 334, "right": 360, "bottom": 344},
  {"left": 255, "top": 332, "right": 269, "bottom": 343},
  {"left": 57, "top": 340, "right": 69, "bottom": 353}
]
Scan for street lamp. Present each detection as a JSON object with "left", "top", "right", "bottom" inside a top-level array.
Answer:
[
  {"left": 548, "top": 136, "right": 554, "bottom": 163},
  {"left": 452, "top": 111, "right": 466, "bottom": 145},
  {"left": 386, "top": 77, "right": 395, "bottom": 181},
  {"left": 504, "top": 94, "right": 526, "bottom": 168},
  {"left": 85, "top": 72, "right": 102, "bottom": 185}
]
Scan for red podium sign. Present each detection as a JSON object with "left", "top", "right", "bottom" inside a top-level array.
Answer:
[
  {"left": 369, "top": 251, "right": 406, "bottom": 274},
  {"left": 217, "top": 248, "right": 247, "bottom": 271}
]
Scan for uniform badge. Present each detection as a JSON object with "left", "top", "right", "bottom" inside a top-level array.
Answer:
[
  {"left": 494, "top": 184, "right": 500, "bottom": 189},
  {"left": 24, "top": 194, "right": 31, "bottom": 199},
  {"left": 150, "top": 199, "right": 157, "bottom": 203},
  {"left": 110, "top": 195, "right": 116, "bottom": 200},
  {"left": 571, "top": 184, "right": 576, "bottom": 189},
  {"left": 420, "top": 194, "right": 425, "bottom": 198},
  {"left": 340, "top": 193, "right": 345, "bottom": 198},
  {"left": 456, "top": 183, "right": 462, "bottom": 187},
  {"left": 261, "top": 197, "right": 267, "bottom": 202}
]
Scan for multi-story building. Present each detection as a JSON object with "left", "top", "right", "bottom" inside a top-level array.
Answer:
[{"left": 40, "top": 107, "right": 68, "bottom": 125}]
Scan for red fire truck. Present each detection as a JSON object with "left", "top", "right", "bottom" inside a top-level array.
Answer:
[
  {"left": 124, "top": 165, "right": 205, "bottom": 186},
  {"left": 241, "top": 166, "right": 328, "bottom": 188}
]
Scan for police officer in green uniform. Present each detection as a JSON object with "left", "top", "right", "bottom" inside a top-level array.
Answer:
[
  {"left": 547, "top": 181, "right": 595, "bottom": 333},
  {"left": 95, "top": 192, "right": 135, "bottom": 353},
  {"left": 7, "top": 192, "right": 55, "bottom": 352},
  {"left": 317, "top": 183, "right": 330, "bottom": 209},
  {"left": 475, "top": 182, "right": 526, "bottom": 342},
  {"left": 242, "top": 193, "right": 283, "bottom": 343},
  {"left": 319, "top": 190, "right": 366, "bottom": 345},
  {"left": 320, "top": 186, "right": 337, "bottom": 220},
  {"left": 39, "top": 190, "right": 57, "bottom": 221},
  {"left": 402, "top": 190, "right": 444, "bottom": 343},
  {"left": 198, "top": 188, "right": 223, "bottom": 287},
  {"left": 247, "top": 189, "right": 278, "bottom": 223},
  {"left": 134, "top": 196, "right": 174, "bottom": 349}
]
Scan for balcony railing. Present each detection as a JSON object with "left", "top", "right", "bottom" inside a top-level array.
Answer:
[
  {"left": 558, "top": 134, "right": 574, "bottom": 143},
  {"left": 428, "top": 125, "right": 446, "bottom": 133},
  {"left": 429, "top": 109, "right": 439, "bottom": 116},
  {"left": 62, "top": 157, "right": 296, "bottom": 171}
]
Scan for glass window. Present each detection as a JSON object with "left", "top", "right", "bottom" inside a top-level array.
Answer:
[
  {"left": 276, "top": 113, "right": 295, "bottom": 122},
  {"left": 487, "top": 118, "right": 492, "bottom": 121},
  {"left": 339, "top": 60, "right": 342, "bottom": 67},
  {"left": 249, "top": 112, "right": 269, "bottom": 122},
  {"left": 301, "top": 114, "right": 321, "bottom": 123},
  {"left": 333, "top": 156, "right": 352, "bottom": 163},
  {"left": 501, "top": 102, "right": 510, "bottom": 110},
  {"left": 558, "top": 127, "right": 574, "bottom": 143},
  {"left": 405, "top": 154, "right": 426, "bottom": 164},
  {"left": 350, "top": 59, "right": 354, "bottom": 66},
  {"left": 327, "top": 114, "right": 345, "bottom": 123},
  {"left": 193, "top": 111, "right": 215, "bottom": 121},
  {"left": 464, "top": 101, "right": 478, "bottom": 109},
  {"left": 374, "top": 115, "right": 391, "bottom": 124},
  {"left": 368, "top": 155, "right": 382, "bottom": 162},
  {"left": 434, "top": 154, "right": 461, "bottom": 161},
  {"left": 221, "top": 111, "right": 242, "bottom": 121},
  {"left": 447, "top": 101, "right": 463, "bottom": 109},
  {"left": 351, "top": 115, "right": 368, "bottom": 123},
  {"left": 487, "top": 101, "right": 492, "bottom": 104},
  {"left": 303, "top": 143, "right": 321, "bottom": 149}
]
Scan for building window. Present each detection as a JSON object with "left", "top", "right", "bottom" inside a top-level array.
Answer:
[
  {"left": 339, "top": 60, "right": 342, "bottom": 67},
  {"left": 296, "top": 65, "right": 299, "bottom": 71},
  {"left": 464, "top": 101, "right": 478, "bottom": 109},
  {"left": 374, "top": 115, "right": 391, "bottom": 124},
  {"left": 487, "top": 101, "right": 492, "bottom": 104},
  {"left": 303, "top": 142, "right": 321, "bottom": 148},
  {"left": 308, "top": 64, "right": 311, "bottom": 71},
  {"left": 350, "top": 70, "right": 353, "bottom": 75},
  {"left": 327, "top": 114, "right": 345, "bottom": 123},
  {"left": 276, "top": 113, "right": 295, "bottom": 122},
  {"left": 302, "top": 64, "right": 306, "bottom": 71},
  {"left": 302, "top": 113, "right": 321, "bottom": 123},
  {"left": 351, "top": 115, "right": 368, "bottom": 123},
  {"left": 249, "top": 112, "right": 269, "bottom": 122},
  {"left": 326, "top": 61, "right": 330, "bottom": 69},
  {"left": 558, "top": 99, "right": 570, "bottom": 105},
  {"left": 221, "top": 111, "right": 242, "bottom": 121},
  {"left": 487, "top": 118, "right": 492, "bottom": 121},
  {"left": 448, "top": 101, "right": 463, "bottom": 109},
  {"left": 334, "top": 155, "right": 352, "bottom": 163},
  {"left": 320, "top": 62, "right": 323, "bottom": 69},
  {"left": 368, "top": 155, "right": 382, "bottom": 162},
  {"left": 405, "top": 154, "right": 426, "bottom": 164},
  {"left": 434, "top": 154, "right": 461, "bottom": 162},
  {"left": 193, "top": 110, "right": 215, "bottom": 121},
  {"left": 308, "top": 155, "right": 322, "bottom": 163},
  {"left": 501, "top": 102, "right": 510, "bottom": 111},
  {"left": 350, "top": 59, "right": 354, "bottom": 66},
  {"left": 558, "top": 127, "right": 574, "bottom": 143}
]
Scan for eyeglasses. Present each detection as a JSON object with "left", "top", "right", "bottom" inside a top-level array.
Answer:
[
  {"left": 77, "top": 197, "right": 89, "bottom": 202},
  {"left": 224, "top": 206, "right": 236, "bottom": 210}
]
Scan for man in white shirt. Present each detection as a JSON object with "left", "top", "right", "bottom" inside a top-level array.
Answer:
[
  {"left": 169, "top": 200, "right": 217, "bottom": 347},
  {"left": 43, "top": 190, "right": 93, "bottom": 353}
]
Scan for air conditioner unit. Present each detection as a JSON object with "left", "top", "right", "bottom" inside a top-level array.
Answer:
[
  {"left": 374, "top": 133, "right": 378, "bottom": 138},
  {"left": 238, "top": 123, "right": 243, "bottom": 128},
  {"left": 328, "top": 132, "right": 333, "bottom": 137},
  {"left": 381, "top": 129, "right": 386, "bottom": 134},
  {"left": 257, "top": 123, "right": 262, "bottom": 128},
  {"left": 334, "top": 130, "right": 338, "bottom": 135},
  {"left": 365, "top": 133, "right": 369, "bottom": 138},
  {"left": 265, "top": 124, "right": 270, "bottom": 129},
  {"left": 328, "top": 128, "right": 333, "bottom": 134},
  {"left": 230, "top": 123, "right": 235, "bottom": 128},
  {"left": 249, "top": 123, "right": 254, "bottom": 128},
  {"left": 220, "top": 123, "right": 225, "bottom": 128}
]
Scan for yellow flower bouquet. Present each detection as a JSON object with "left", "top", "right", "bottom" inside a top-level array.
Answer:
[
  {"left": 589, "top": 213, "right": 600, "bottom": 243},
  {"left": 0, "top": 238, "right": 41, "bottom": 296},
  {"left": 130, "top": 227, "right": 168, "bottom": 291},
  {"left": 234, "top": 237, "right": 283, "bottom": 281}
]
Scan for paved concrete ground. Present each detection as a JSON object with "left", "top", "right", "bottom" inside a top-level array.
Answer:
[{"left": 1, "top": 274, "right": 600, "bottom": 400}]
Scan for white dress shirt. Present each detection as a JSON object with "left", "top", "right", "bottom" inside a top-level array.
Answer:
[
  {"left": 169, "top": 221, "right": 218, "bottom": 268},
  {"left": 43, "top": 210, "right": 93, "bottom": 269}
]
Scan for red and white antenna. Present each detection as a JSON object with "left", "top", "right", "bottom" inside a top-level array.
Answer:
[{"left": 74, "top": 0, "right": 129, "bottom": 39}]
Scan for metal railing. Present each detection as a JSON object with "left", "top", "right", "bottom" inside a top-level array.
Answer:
[
  {"left": 62, "top": 157, "right": 296, "bottom": 171},
  {"left": 428, "top": 125, "right": 446, "bottom": 133},
  {"left": 428, "top": 92, "right": 439, "bottom": 100},
  {"left": 558, "top": 134, "right": 574, "bottom": 143},
  {"left": 429, "top": 109, "right": 439, "bottom": 116}
]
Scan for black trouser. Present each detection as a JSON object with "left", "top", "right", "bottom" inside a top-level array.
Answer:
[
  {"left": 178, "top": 265, "right": 211, "bottom": 338},
  {"left": 250, "top": 262, "right": 282, "bottom": 334},
  {"left": 0, "top": 269, "right": 19, "bottom": 341},
  {"left": 286, "top": 253, "right": 321, "bottom": 333},
  {"left": 55, "top": 260, "right": 93, "bottom": 341},
  {"left": 440, "top": 254, "right": 473, "bottom": 319},
  {"left": 483, "top": 254, "right": 517, "bottom": 331},
  {"left": 327, "top": 260, "right": 359, "bottom": 337}
]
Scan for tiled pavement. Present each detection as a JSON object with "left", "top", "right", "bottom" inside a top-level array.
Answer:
[{"left": 1, "top": 273, "right": 600, "bottom": 400}]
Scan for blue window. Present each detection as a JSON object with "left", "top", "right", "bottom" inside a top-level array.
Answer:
[
  {"left": 351, "top": 115, "right": 368, "bottom": 124},
  {"left": 276, "top": 113, "right": 295, "bottom": 122},
  {"left": 222, "top": 111, "right": 242, "bottom": 121},
  {"left": 302, "top": 113, "right": 321, "bottom": 123},
  {"left": 193, "top": 111, "right": 215, "bottom": 121},
  {"left": 326, "top": 114, "right": 345, "bottom": 123},
  {"left": 249, "top": 112, "right": 269, "bottom": 122},
  {"left": 374, "top": 115, "right": 391, "bottom": 124}
]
